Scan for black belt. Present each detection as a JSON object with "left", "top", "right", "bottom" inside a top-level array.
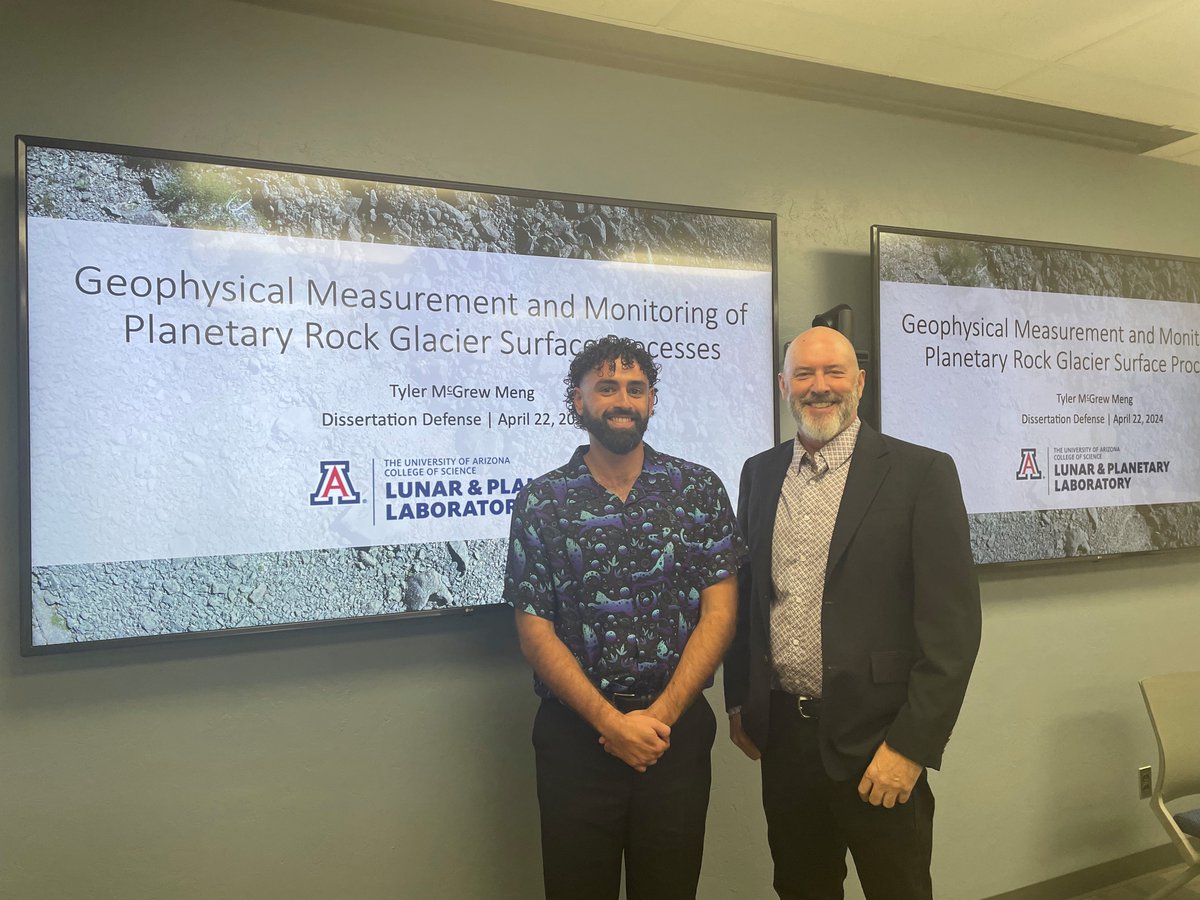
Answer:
[
  {"left": 607, "top": 691, "right": 657, "bottom": 712},
  {"left": 773, "top": 690, "right": 822, "bottom": 719}
]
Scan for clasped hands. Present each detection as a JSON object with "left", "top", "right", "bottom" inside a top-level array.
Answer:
[{"left": 598, "top": 709, "right": 671, "bottom": 772}]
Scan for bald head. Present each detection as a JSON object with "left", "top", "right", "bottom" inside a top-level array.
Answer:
[
  {"left": 779, "top": 326, "right": 865, "bottom": 451},
  {"left": 782, "top": 326, "right": 858, "bottom": 376}
]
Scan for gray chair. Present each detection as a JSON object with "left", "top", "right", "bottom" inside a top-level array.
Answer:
[{"left": 1140, "top": 672, "right": 1200, "bottom": 899}]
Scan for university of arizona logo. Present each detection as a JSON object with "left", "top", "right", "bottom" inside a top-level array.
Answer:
[
  {"left": 310, "top": 460, "right": 362, "bottom": 505},
  {"left": 1015, "top": 448, "right": 1043, "bottom": 481}
]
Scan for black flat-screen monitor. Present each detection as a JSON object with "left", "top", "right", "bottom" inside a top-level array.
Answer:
[
  {"left": 18, "top": 136, "right": 777, "bottom": 653},
  {"left": 873, "top": 225, "right": 1200, "bottom": 566}
]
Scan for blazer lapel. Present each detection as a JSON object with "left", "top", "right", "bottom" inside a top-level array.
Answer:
[
  {"left": 752, "top": 440, "right": 794, "bottom": 619},
  {"left": 826, "top": 422, "right": 890, "bottom": 575}
]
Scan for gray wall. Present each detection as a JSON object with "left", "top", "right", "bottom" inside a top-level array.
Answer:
[{"left": 2, "top": 2, "right": 1199, "bottom": 897}]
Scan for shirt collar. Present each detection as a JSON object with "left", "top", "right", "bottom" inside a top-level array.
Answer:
[
  {"left": 567, "top": 442, "right": 662, "bottom": 482},
  {"left": 790, "top": 419, "right": 860, "bottom": 476}
]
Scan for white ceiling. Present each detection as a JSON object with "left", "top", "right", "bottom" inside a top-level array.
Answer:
[{"left": 490, "top": 0, "right": 1200, "bottom": 166}]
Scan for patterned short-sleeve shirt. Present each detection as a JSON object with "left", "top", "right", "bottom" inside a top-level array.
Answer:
[{"left": 504, "top": 443, "right": 745, "bottom": 698}]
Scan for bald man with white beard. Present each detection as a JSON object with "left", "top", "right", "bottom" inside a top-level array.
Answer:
[{"left": 724, "top": 327, "right": 981, "bottom": 900}]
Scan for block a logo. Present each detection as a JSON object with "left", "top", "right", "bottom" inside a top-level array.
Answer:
[
  {"left": 1015, "top": 448, "right": 1043, "bottom": 481},
  {"left": 310, "top": 460, "right": 362, "bottom": 505}
]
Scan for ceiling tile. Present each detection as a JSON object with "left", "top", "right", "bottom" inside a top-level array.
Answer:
[
  {"left": 490, "top": 0, "right": 684, "bottom": 27},
  {"left": 755, "top": 0, "right": 977, "bottom": 38},
  {"left": 930, "top": 0, "right": 1183, "bottom": 61},
  {"left": 659, "top": 0, "right": 877, "bottom": 57},
  {"left": 1056, "top": 0, "right": 1200, "bottom": 94}
]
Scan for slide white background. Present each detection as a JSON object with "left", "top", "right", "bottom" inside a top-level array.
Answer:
[
  {"left": 28, "top": 217, "right": 774, "bottom": 566},
  {"left": 879, "top": 280, "right": 1200, "bottom": 514}
]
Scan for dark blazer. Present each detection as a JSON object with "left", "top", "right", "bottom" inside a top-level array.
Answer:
[{"left": 724, "top": 421, "right": 981, "bottom": 780}]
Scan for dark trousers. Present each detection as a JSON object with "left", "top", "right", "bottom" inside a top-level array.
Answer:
[
  {"left": 761, "top": 691, "right": 935, "bottom": 900},
  {"left": 532, "top": 694, "right": 717, "bottom": 900}
]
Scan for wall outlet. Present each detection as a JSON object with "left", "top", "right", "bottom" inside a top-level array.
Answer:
[{"left": 1139, "top": 766, "right": 1153, "bottom": 799}]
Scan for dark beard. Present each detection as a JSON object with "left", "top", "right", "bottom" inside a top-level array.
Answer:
[{"left": 578, "top": 407, "right": 647, "bottom": 455}]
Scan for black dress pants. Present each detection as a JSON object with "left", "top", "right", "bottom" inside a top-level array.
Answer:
[
  {"left": 761, "top": 691, "right": 935, "bottom": 900},
  {"left": 533, "top": 694, "right": 716, "bottom": 900}
]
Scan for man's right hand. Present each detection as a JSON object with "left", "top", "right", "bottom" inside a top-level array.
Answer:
[
  {"left": 599, "top": 712, "right": 671, "bottom": 772},
  {"left": 729, "top": 711, "right": 761, "bottom": 760}
]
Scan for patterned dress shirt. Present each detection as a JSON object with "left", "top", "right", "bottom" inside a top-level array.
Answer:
[
  {"left": 505, "top": 443, "right": 745, "bottom": 698},
  {"left": 770, "top": 420, "right": 860, "bottom": 697}
]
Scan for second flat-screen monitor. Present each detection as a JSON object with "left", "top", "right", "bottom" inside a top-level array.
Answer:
[
  {"left": 19, "top": 136, "right": 777, "bottom": 653},
  {"left": 874, "top": 225, "right": 1200, "bottom": 565}
]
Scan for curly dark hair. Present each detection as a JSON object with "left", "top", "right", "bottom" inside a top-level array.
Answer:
[{"left": 562, "top": 335, "right": 661, "bottom": 429}]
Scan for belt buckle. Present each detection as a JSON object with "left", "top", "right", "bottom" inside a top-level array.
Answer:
[{"left": 796, "top": 695, "right": 819, "bottom": 719}]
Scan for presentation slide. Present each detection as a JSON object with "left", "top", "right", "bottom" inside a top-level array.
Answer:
[
  {"left": 20, "top": 138, "right": 776, "bottom": 651},
  {"left": 874, "top": 228, "right": 1200, "bottom": 565}
]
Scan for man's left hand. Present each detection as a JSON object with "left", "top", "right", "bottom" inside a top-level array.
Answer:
[
  {"left": 599, "top": 709, "right": 671, "bottom": 768},
  {"left": 857, "top": 741, "right": 923, "bottom": 808}
]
